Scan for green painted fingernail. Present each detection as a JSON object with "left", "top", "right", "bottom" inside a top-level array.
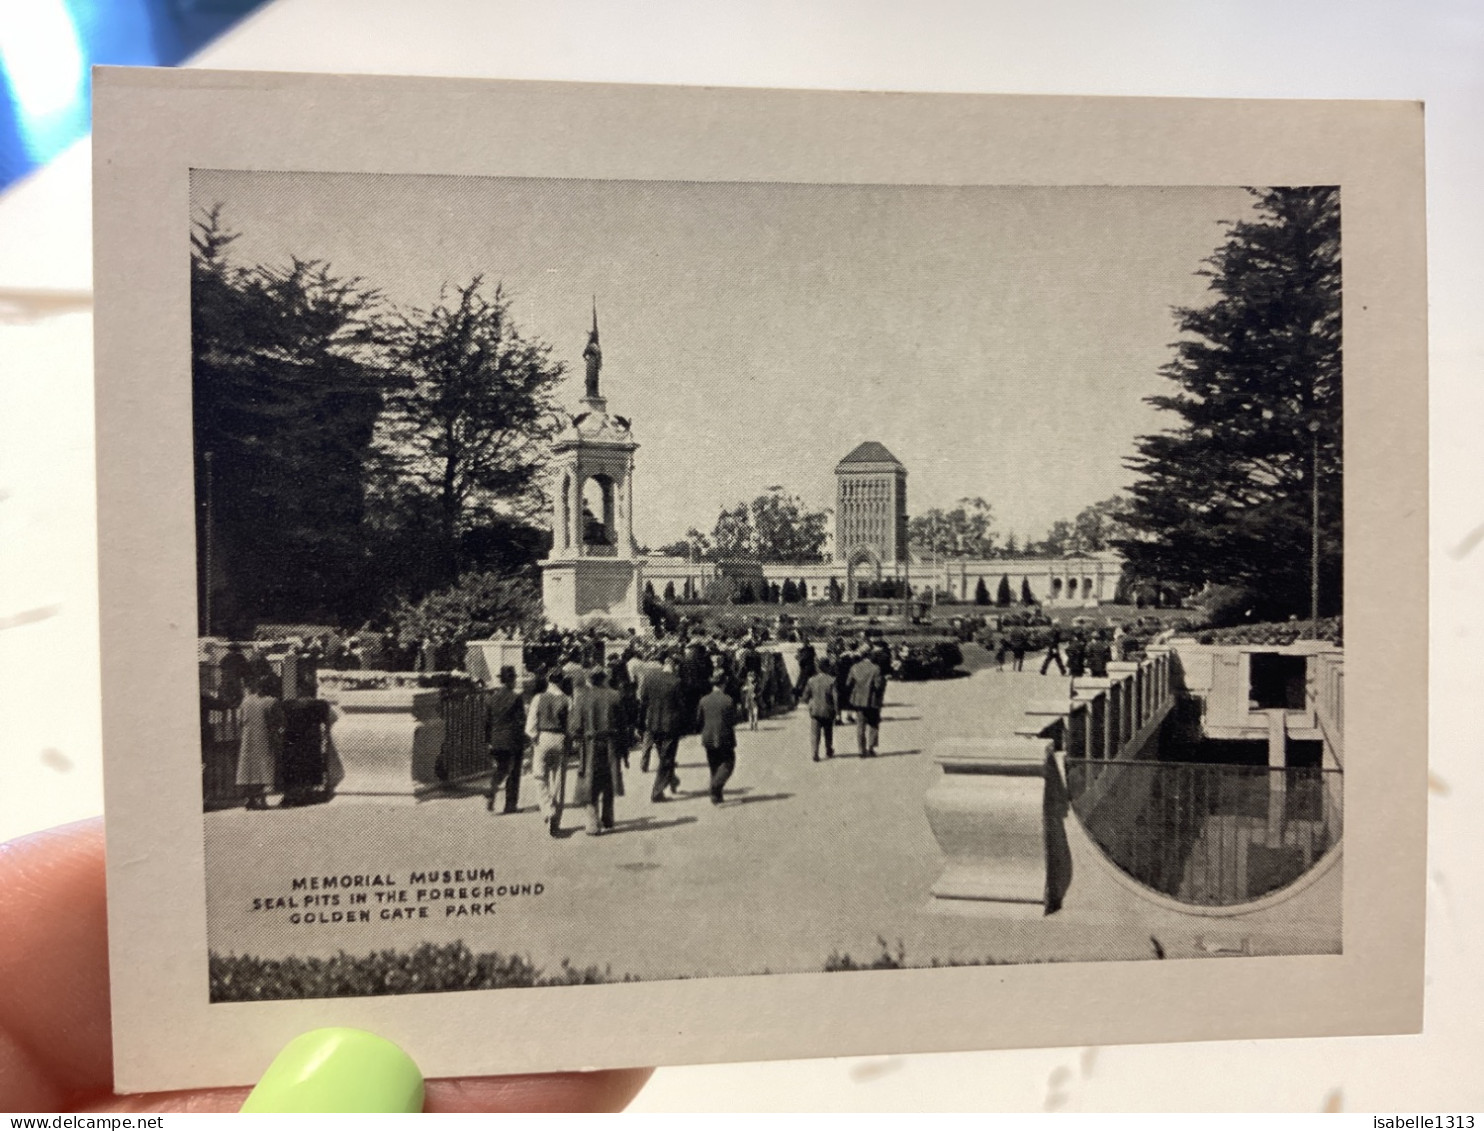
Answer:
[{"left": 241, "top": 1027, "right": 424, "bottom": 1113}]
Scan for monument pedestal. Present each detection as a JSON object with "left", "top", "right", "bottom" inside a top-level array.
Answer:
[
  {"left": 541, "top": 556, "right": 649, "bottom": 635},
  {"left": 318, "top": 685, "right": 446, "bottom": 803},
  {"left": 466, "top": 637, "right": 526, "bottom": 684},
  {"left": 923, "top": 736, "right": 1055, "bottom": 916}
]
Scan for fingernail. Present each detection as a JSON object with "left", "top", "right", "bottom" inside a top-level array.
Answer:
[{"left": 241, "top": 1027, "right": 424, "bottom": 1113}]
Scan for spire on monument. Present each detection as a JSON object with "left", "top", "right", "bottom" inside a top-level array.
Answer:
[{"left": 583, "top": 297, "right": 602, "bottom": 401}]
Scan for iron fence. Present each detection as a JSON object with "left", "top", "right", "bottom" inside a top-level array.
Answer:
[{"left": 1064, "top": 757, "right": 1342, "bottom": 906}]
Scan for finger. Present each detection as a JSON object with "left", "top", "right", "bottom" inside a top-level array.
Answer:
[
  {"left": 0, "top": 818, "right": 114, "bottom": 1109},
  {"left": 79, "top": 1069, "right": 653, "bottom": 1113},
  {"left": 83, "top": 1088, "right": 252, "bottom": 1113},
  {"left": 425, "top": 1068, "right": 654, "bottom": 1113}
]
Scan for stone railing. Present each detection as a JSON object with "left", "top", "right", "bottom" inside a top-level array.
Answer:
[
  {"left": 1308, "top": 649, "right": 1345, "bottom": 768},
  {"left": 1015, "top": 647, "right": 1178, "bottom": 763},
  {"left": 923, "top": 648, "right": 1178, "bottom": 913}
]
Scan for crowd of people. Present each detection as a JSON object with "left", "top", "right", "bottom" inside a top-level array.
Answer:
[
  {"left": 200, "top": 621, "right": 907, "bottom": 832},
  {"left": 980, "top": 621, "right": 1150, "bottom": 677},
  {"left": 202, "top": 609, "right": 1167, "bottom": 830},
  {"left": 491, "top": 629, "right": 896, "bottom": 835}
]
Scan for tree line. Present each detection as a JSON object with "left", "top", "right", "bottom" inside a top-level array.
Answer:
[
  {"left": 197, "top": 184, "right": 1340, "bottom": 637},
  {"left": 192, "top": 207, "right": 559, "bottom": 636}
]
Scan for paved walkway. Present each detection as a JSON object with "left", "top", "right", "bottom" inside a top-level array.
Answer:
[{"left": 205, "top": 656, "right": 1156, "bottom": 979}]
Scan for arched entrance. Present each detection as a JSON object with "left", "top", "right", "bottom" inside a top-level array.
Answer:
[
  {"left": 845, "top": 544, "right": 882, "bottom": 601},
  {"left": 581, "top": 474, "right": 616, "bottom": 551}
]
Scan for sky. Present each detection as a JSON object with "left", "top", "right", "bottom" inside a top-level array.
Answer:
[{"left": 191, "top": 170, "right": 1255, "bottom": 550}]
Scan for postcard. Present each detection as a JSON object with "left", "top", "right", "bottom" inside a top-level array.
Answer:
[{"left": 94, "top": 69, "right": 1426, "bottom": 1091}]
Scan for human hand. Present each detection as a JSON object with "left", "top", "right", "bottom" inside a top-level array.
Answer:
[{"left": 0, "top": 819, "right": 652, "bottom": 1112}]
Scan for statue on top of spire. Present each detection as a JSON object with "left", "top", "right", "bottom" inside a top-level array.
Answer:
[{"left": 583, "top": 299, "right": 602, "bottom": 400}]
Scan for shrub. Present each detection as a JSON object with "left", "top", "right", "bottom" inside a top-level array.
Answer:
[
  {"left": 389, "top": 572, "right": 541, "bottom": 650},
  {"left": 996, "top": 574, "right": 1013, "bottom": 607},
  {"left": 823, "top": 937, "right": 906, "bottom": 972},
  {"left": 974, "top": 577, "right": 990, "bottom": 606},
  {"left": 208, "top": 941, "right": 636, "bottom": 1002}
]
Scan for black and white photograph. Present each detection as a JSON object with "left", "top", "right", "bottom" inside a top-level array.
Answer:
[
  {"left": 192, "top": 173, "right": 1346, "bottom": 998},
  {"left": 91, "top": 71, "right": 1425, "bottom": 1091}
]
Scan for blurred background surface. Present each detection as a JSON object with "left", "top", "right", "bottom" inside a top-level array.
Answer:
[{"left": 0, "top": 0, "right": 1478, "bottom": 1112}]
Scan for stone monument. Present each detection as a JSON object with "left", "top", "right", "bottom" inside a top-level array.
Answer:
[{"left": 540, "top": 305, "right": 649, "bottom": 634}]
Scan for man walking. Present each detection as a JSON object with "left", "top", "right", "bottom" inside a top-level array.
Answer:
[
  {"left": 696, "top": 672, "right": 739, "bottom": 804},
  {"left": 846, "top": 649, "right": 887, "bottom": 758},
  {"left": 834, "top": 646, "right": 856, "bottom": 725},
  {"left": 1066, "top": 631, "right": 1088, "bottom": 679},
  {"left": 629, "top": 646, "right": 662, "bottom": 772},
  {"left": 524, "top": 670, "right": 571, "bottom": 836},
  {"left": 571, "top": 667, "right": 624, "bottom": 835},
  {"left": 484, "top": 665, "right": 526, "bottom": 814},
  {"left": 801, "top": 656, "right": 838, "bottom": 761},
  {"left": 639, "top": 652, "right": 686, "bottom": 802},
  {"left": 1040, "top": 625, "right": 1066, "bottom": 676},
  {"left": 793, "top": 639, "right": 817, "bottom": 698}
]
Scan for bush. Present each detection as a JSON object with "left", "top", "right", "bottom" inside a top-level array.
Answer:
[
  {"left": 389, "top": 572, "right": 541, "bottom": 650},
  {"left": 209, "top": 941, "right": 636, "bottom": 1002},
  {"left": 974, "top": 577, "right": 991, "bottom": 605},
  {"left": 824, "top": 937, "right": 906, "bottom": 972},
  {"left": 1198, "top": 583, "right": 1255, "bottom": 628},
  {"left": 1193, "top": 616, "right": 1342, "bottom": 648}
]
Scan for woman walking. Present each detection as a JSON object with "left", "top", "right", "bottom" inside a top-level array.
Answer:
[{"left": 236, "top": 676, "right": 283, "bottom": 810}]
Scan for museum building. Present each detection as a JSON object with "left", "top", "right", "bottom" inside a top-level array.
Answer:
[{"left": 642, "top": 439, "right": 1123, "bottom": 608}]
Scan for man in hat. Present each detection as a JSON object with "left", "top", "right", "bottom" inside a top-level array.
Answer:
[
  {"left": 485, "top": 665, "right": 526, "bottom": 815},
  {"left": 638, "top": 652, "right": 686, "bottom": 802},
  {"left": 695, "top": 671, "right": 739, "bottom": 804},
  {"left": 800, "top": 656, "right": 838, "bottom": 762},
  {"left": 571, "top": 667, "right": 624, "bottom": 834},
  {"left": 846, "top": 648, "right": 887, "bottom": 758}
]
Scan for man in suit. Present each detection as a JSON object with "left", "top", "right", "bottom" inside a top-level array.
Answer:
[
  {"left": 679, "top": 642, "right": 713, "bottom": 734},
  {"left": 571, "top": 667, "right": 624, "bottom": 834},
  {"left": 846, "top": 650, "right": 887, "bottom": 758},
  {"left": 793, "top": 639, "right": 818, "bottom": 698},
  {"left": 628, "top": 646, "right": 663, "bottom": 772},
  {"left": 638, "top": 653, "right": 686, "bottom": 802},
  {"left": 484, "top": 665, "right": 526, "bottom": 814},
  {"left": 801, "top": 656, "right": 838, "bottom": 761},
  {"left": 695, "top": 672, "right": 739, "bottom": 804},
  {"left": 1040, "top": 625, "right": 1067, "bottom": 676}
]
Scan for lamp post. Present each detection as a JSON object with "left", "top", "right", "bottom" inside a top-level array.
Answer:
[
  {"left": 1308, "top": 418, "right": 1321, "bottom": 640},
  {"left": 202, "top": 450, "right": 214, "bottom": 637}
]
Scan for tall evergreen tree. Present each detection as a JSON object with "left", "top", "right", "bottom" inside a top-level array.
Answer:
[
  {"left": 192, "top": 207, "right": 388, "bottom": 632},
  {"left": 996, "top": 574, "right": 1014, "bottom": 607},
  {"left": 1119, "top": 187, "right": 1342, "bottom": 619},
  {"left": 974, "top": 577, "right": 990, "bottom": 605},
  {"left": 1020, "top": 577, "right": 1036, "bottom": 606},
  {"left": 377, "top": 277, "right": 565, "bottom": 588}
]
